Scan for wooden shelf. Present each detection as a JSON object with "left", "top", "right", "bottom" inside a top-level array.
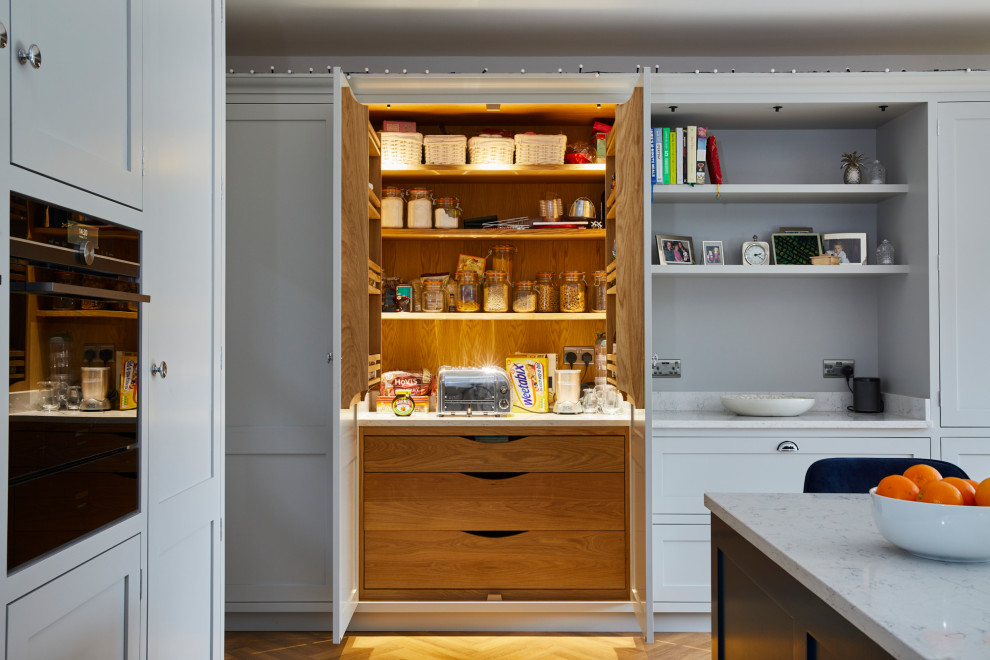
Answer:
[
  {"left": 651, "top": 265, "right": 910, "bottom": 277},
  {"left": 651, "top": 183, "right": 909, "bottom": 204},
  {"left": 34, "top": 309, "right": 138, "bottom": 319},
  {"left": 382, "top": 312, "right": 606, "bottom": 321},
  {"left": 381, "top": 228, "right": 605, "bottom": 241},
  {"left": 382, "top": 163, "right": 606, "bottom": 183}
]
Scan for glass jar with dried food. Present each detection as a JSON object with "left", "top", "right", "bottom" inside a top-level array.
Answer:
[
  {"left": 534, "top": 272, "right": 559, "bottom": 312},
  {"left": 512, "top": 281, "right": 537, "bottom": 313},
  {"left": 454, "top": 270, "right": 481, "bottom": 312},
  {"left": 422, "top": 280, "right": 446, "bottom": 313},
  {"left": 591, "top": 270, "right": 608, "bottom": 313},
  {"left": 434, "top": 196, "right": 462, "bottom": 229},
  {"left": 559, "top": 271, "right": 587, "bottom": 313},
  {"left": 483, "top": 271, "right": 510, "bottom": 313},
  {"left": 406, "top": 188, "right": 433, "bottom": 229},
  {"left": 380, "top": 186, "right": 404, "bottom": 228},
  {"left": 487, "top": 245, "right": 516, "bottom": 283}
]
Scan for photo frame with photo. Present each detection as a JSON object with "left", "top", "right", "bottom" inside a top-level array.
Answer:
[
  {"left": 702, "top": 240, "right": 725, "bottom": 265},
  {"left": 657, "top": 235, "right": 695, "bottom": 265},
  {"left": 771, "top": 232, "right": 822, "bottom": 265},
  {"left": 822, "top": 233, "right": 867, "bottom": 265}
]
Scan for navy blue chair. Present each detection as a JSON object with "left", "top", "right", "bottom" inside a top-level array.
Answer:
[{"left": 803, "top": 457, "right": 969, "bottom": 494}]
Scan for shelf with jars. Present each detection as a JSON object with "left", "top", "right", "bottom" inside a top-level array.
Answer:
[{"left": 380, "top": 163, "right": 606, "bottom": 183}]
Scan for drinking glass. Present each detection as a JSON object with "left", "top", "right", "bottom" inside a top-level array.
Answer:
[
  {"left": 66, "top": 386, "right": 83, "bottom": 410},
  {"left": 37, "top": 381, "right": 59, "bottom": 411},
  {"left": 596, "top": 384, "right": 623, "bottom": 415}
]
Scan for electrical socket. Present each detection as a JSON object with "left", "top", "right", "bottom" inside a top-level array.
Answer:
[
  {"left": 823, "top": 359, "right": 855, "bottom": 378},
  {"left": 563, "top": 346, "right": 594, "bottom": 368},
  {"left": 652, "top": 356, "right": 681, "bottom": 378}
]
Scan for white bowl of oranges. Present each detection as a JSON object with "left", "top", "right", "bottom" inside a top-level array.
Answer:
[{"left": 871, "top": 465, "right": 990, "bottom": 562}]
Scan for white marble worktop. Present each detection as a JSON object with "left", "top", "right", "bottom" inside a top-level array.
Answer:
[
  {"left": 705, "top": 492, "right": 990, "bottom": 660},
  {"left": 357, "top": 410, "right": 632, "bottom": 427}
]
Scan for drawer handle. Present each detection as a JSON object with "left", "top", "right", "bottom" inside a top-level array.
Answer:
[
  {"left": 462, "top": 472, "right": 525, "bottom": 480},
  {"left": 464, "top": 531, "right": 525, "bottom": 538},
  {"left": 777, "top": 441, "right": 799, "bottom": 452},
  {"left": 470, "top": 435, "right": 519, "bottom": 444}
]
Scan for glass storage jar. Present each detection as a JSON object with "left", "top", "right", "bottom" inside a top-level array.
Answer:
[
  {"left": 434, "top": 196, "right": 461, "bottom": 229},
  {"left": 559, "top": 271, "right": 586, "bottom": 313},
  {"left": 591, "top": 270, "right": 608, "bottom": 313},
  {"left": 488, "top": 245, "right": 516, "bottom": 283},
  {"left": 483, "top": 271, "right": 510, "bottom": 312},
  {"left": 534, "top": 272, "right": 559, "bottom": 312},
  {"left": 407, "top": 188, "right": 433, "bottom": 229},
  {"left": 380, "top": 186, "right": 404, "bottom": 228},
  {"left": 454, "top": 270, "right": 481, "bottom": 312},
  {"left": 512, "top": 281, "right": 537, "bottom": 313},
  {"left": 422, "top": 280, "right": 446, "bottom": 313}
]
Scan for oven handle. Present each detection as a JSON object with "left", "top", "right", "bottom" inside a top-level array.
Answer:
[
  {"left": 8, "top": 443, "right": 138, "bottom": 487},
  {"left": 11, "top": 281, "right": 150, "bottom": 303}
]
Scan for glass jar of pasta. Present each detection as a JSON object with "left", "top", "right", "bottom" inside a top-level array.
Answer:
[
  {"left": 454, "top": 270, "right": 481, "bottom": 312},
  {"left": 559, "top": 271, "right": 587, "bottom": 313},
  {"left": 487, "top": 245, "right": 516, "bottom": 283}
]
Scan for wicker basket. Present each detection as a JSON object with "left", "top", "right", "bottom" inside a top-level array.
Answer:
[
  {"left": 468, "top": 136, "right": 515, "bottom": 164},
  {"left": 514, "top": 133, "right": 567, "bottom": 165},
  {"left": 810, "top": 254, "right": 840, "bottom": 265},
  {"left": 424, "top": 135, "right": 467, "bottom": 165},
  {"left": 380, "top": 131, "right": 423, "bottom": 166}
]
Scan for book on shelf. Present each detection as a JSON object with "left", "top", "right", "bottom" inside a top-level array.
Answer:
[
  {"left": 652, "top": 127, "right": 664, "bottom": 185},
  {"left": 686, "top": 126, "right": 697, "bottom": 184},
  {"left": 695, "top": 126, "right": 708, "bottom": 184},
  {"left": 669, "top": 128, "right": 678, "bottom": 185},
  {"left": 675, "top": 127, "right": 684, "bottom": 185},
  {"left": 706, "top": 133, "right": 723, "bottom": 184},
  {"left": 649, "top": 129, "right": 657, "bottom": 184},
  {"left": 662, "top": 128, "right": 671, "bottom": 186}
]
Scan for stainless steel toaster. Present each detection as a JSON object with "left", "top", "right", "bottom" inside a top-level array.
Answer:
[{"left": 436, "top": 366, "right": 511, "bottom": 416}]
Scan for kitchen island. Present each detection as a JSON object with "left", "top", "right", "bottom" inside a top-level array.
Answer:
[{"left": 705, "top": 492, "right": 990, "bottom": 660}]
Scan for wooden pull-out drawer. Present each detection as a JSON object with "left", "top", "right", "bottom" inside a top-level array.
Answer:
[
  {"left": 364, "top": 472, "right": 625, "bottom": 530},
  {"left": 364, "top": 530, "right": 625, "bottom": 590},
  {"left": 363, "top": 434, "right": 624, "bottom": 472}
]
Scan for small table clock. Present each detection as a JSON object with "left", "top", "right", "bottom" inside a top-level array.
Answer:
[{"left": 742, "top": 235, "right": 770, "bottom": 266}]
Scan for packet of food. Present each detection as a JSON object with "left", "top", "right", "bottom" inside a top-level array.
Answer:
[
  {"left": 505, "top": 354, "right": 548, "bottom": 413},
  {"left": 457, "top": 254, "right": 486, "bottom": 276},
  {"left": 118, "top": 351, "right": 138, "bottom": 410}
]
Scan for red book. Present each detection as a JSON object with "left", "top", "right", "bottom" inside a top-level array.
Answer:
[{"left": 706, "top": 134, "right": 723, "bottom": 184}]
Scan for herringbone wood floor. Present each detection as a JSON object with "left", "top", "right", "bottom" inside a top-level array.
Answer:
[{"left": 224, "top": 631, "right": 711, "bottom": 659}]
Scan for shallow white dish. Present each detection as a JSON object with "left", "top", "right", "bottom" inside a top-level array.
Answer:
[
  {"left": 720, "top": 394, "right": 815, "bottom": 417},
  {"left": 870, "top": 487, "right": 990, "bottom": 562}
]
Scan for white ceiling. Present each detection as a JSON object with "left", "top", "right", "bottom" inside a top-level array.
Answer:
[{"left": 227, "top": 0, "right": 990, "bottom": 58}]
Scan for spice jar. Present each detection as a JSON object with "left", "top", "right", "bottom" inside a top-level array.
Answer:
[
  {"left": 483, "top": 271, "right": 510, "bottom": 313},
  {"left": 434, "top": 196, "right": 461, "bottom": 229},
  {"left": 454, "top": 270, "right": 481, "bottom": 312},
  {"left": 534, "top": 272, "right": 559, "bottom": 312},
  {"left": 512, "top": 281, "right": 537, "bottom": 313},
  {"left": 407, "top": 188, "right": 433, "bottom": 229},
  {"left": 422, "top": 280, "right": 446, "bottom": 313},
  {"left": 591, "top": 270, "right": 608, "bottom": 313},
  {"left": 488, "top": 245, "right": 516, "bottom": 283},
  {"left": 559, "top": 271, "right": 587, "bottom": 313},
  {"left": 380, "top": 186, "right": 404, "bottom": 228}
]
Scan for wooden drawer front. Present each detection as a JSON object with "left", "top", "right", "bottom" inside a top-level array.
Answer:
[
  {"left": 364, "top": 530, "right": 625, "bottom": 590},
  {"left": 364, "top": 472, "right": 625, "bottom": 530},
  {"left": 363, "top": 434, "right": 624, "bottom": 472}
]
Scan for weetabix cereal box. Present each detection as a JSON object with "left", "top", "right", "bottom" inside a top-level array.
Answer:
[
  {"left": 118, "top": 351, "right": 138, "bottom": 410},
  {"left": 505, "top": 355, "right": 548, "bottom": 413}
]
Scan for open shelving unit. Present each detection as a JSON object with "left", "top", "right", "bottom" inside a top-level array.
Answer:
[
  {"left": 651, "top": 264, "right": 909, "bottom": 277},
  {"left": 651, "top": 183, "right": 909, "bottom": 204}
]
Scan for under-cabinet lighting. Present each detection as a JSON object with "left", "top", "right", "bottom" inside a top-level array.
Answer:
[{"left": 486, "top": 104, "right": 501, "bottom": 112}]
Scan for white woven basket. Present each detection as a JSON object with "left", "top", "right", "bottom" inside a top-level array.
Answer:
[
  {"left": 467, "top": 136, "right": 515, "bottom": 164},
  {"left": 380, "top": 131, "right": 423, "bottom": 166},
  {"left": 424, "top": 134, "right": 467, "bottom": 165},
  {"left": 514, "top": 133, "right": 567, "bottom": 165}
]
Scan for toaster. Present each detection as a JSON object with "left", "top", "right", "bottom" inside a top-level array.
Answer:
[{"left": 436, "top": 366, "right": 512, "bottom": 416}]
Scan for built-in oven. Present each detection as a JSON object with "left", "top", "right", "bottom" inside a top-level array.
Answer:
[{"left": 7, "top": 193, "right": 149, "bottom": 571}]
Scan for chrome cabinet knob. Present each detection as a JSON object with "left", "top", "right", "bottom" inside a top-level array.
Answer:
[
  {"left": 17, "top": 43, "right": 41, "bottom": 68},
  {"left": 1, "top": 23, "right": 7, "bottom": 49},
  {"left": 776, "top": 441, "right": 799, "bottom": 452},
  {"left": 151, "top": 361, "right": 167, "bottom": 378}
]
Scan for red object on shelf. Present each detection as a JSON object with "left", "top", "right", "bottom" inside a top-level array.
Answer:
[{"left": 706, "top": 134, "right": 723, "bottom": 184}]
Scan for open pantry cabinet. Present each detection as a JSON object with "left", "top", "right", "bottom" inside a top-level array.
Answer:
[{"left": 332, "top": 71, "right": 652, "bottom": 639}]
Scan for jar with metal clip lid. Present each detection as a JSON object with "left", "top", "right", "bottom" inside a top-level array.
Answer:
[
  {"left": 483, "top": 271, "right": 510, "bottom": 313},
  {"left": 487, "top": 245, "right": 516, "bottom": 283},
  {"left": 591, "top": 270, "right": 608, "bottom": 313},
  {"left": 454, "top": 270, "right": 481, "bottom": 312},
  {"left": 434, "top": 196, "right": 461, "bottom": 229},
  {"left": 380, "top": 186, "right": 404, "bottom": 228},
  {"left": 406, "top": 187, "right": 433, "bottom": 229},
  {"left": 534, "top": 272, "right": 559, "bottom": 312},
  {"left": 512, "top": 281, "right": 536, "bottom": 313},
  {"left": 559, "top": 271, "right": 586, "bottom": 313},
  {"left": 422, "top": 280, "right": 446, "bottom": 313}
]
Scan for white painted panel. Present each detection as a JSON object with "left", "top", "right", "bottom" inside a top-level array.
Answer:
[
  {"left": 10, "top": 0, "right": 142, "bottom": 208},
  {"left": 938, "top": 103, "right": 990, "bottom": 427},
  {"left": 225, "top": 453, "right": 331, "bottom": 601},
  {"left": 653, "top": 525, "right": 711, "bottom": 604},
  {"left": 6, "top": 536, "right": 140, "bottom": 660},
  {"left": 653, "top": 436, "right": 930, "bottom": 515},
  {"left": 940, "top": 438, "right": 990, "bottom": 481}
]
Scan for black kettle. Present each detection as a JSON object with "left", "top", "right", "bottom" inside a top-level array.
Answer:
[{"left": 849, "top": 377, "right": 884, "bottom": 413}]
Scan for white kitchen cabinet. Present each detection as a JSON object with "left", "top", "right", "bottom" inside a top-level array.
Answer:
[
  {"left": 6, "top": 536, "right": 140, "bottom": 660},
  {"left": 8, "top": 0, "right": 143, "bottom": 208},
  {"left": 938, "top": 102, "right": 990, "bottom": 428},
  {"left": 225, "top": 91, "right": 335, "bottom": 619},
  {"left": 939, "top": 438, "right": 990, "bottom": 481}
]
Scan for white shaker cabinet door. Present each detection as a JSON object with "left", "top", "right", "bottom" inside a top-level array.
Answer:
[
  {"left": 9, "top": 0, "right": 142, "bottom": 208},
  {"left": 938, "top": 103, "right": 990, "bottom": 428}
]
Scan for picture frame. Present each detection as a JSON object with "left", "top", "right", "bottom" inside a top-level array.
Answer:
[
  {"left": 657, "top": 235, "right": 695, "bottom": 265},
  {"left": 702, "top": 240, "right": 725, "bottom": 265},
  {"left": 780, "top": 226, "right": 813, "bottom": 234},
  {"left": 822, "top": 233, "right": 868, "bottom": 265},
  {"left": 771, "top": 232, "right": 822, "bottom": 265}
]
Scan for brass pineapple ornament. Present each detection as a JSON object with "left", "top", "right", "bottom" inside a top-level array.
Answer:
[{"left": 840, "top": 151, "right": 868, "bottom": 184}]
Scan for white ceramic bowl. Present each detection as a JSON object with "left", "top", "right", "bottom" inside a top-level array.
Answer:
[
  {"left": 870, "top": 487, "right": 990, "bottom": 562},
  {"left": 720, "top": 394, "right": 815, "bottom": 417}
]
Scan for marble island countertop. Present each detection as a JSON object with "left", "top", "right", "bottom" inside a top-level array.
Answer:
[{"left": 705, "top": 492, "right": 990, "bottom": 660}]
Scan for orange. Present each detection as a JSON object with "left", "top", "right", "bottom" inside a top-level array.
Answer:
[
  {"left": 976, "top": 478, "right": 990, "bottom": 507},
  {"left": 918, "top": 480, "right": 964, "bottom": 505},
  {"left": 965, "top": 479, "right": 980, "bottom": 492},
  {"left": 942, "top": 477, "right": 977, "bottom": 506},
  {"left": 903, "top": 464, "right": 942, "bottom": 490},
  {"left": 875, "top": 474, "right": 921, "bottom": 501}
]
